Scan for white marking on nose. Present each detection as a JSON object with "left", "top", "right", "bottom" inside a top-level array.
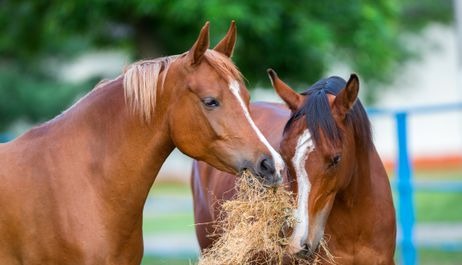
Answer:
[
  {"left": 228, "top": 80, "right": 285, "bottom": 176},
  {"left": 309, "top": 204, "right": 331, "bottom": 250},
  {"left": 288, "top": 129, "right": 315, "bottom": 254}
]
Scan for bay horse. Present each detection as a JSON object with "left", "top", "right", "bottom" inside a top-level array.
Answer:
[
  {"left": 0, "top": 22, "right": 284, "bottom": 265},
  {"left": 192, "top": 70, "right": 396, "bottom": 264}
]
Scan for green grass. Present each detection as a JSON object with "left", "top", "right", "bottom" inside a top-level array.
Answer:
[
  {"left": 390, "top": 168, "right": 462, "bottom": 223},
  {"left": 418, "top": 249, "right": 462, "bottom": 265},
  {"left": 394, "top": 191, "right": 462, "bottom": 223},
  {"left": 143, "top": 212, "right": 195, "bottom": 234},
  {"left": 144, "top": 181, "right": 195, "bottom": 234},
  {"left": 150, "top": 181, "right": 191, "bottom": 195},
  {"left": 417, "top": 249, "right": 462, "bottom": 265},
  {"left": 141, "top": 256, "right": 196, "bottom": 265},
  {"left": 415, "top": 192, "right": 462, "bottom": 222},
  {"left": 394, "top": 248, "right": 462, "bottom": 265}
]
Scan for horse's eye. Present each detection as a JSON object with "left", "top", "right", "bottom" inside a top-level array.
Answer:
[
  {"left": 328, "top": 155, "right": 341, "bottom": 168},
  {"left": 201, "top": 97, "right": 220, "bottom": 109}
]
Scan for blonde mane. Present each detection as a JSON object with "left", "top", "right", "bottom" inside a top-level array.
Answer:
[
  {"left": 123, "top": 50, "right": 242, "bottom": 122},
  {"left": 123, "top": 55, "right": 178, "bottom": 122}
]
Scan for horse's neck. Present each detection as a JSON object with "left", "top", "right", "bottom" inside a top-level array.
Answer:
[{"left": 43, "top": 77, "right": 174, "bottom": 215}]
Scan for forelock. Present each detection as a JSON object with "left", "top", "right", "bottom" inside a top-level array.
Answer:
[{"left": 284, "top": 76, "right": 372, "bottom": 151}]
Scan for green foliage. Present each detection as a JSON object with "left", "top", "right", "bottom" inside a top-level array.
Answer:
[
  {"left": 0, "top": 0, "right": 454, "bottom": 129},
  {"left": 0, "top": 65, "right": 92, "bottom": 131}
]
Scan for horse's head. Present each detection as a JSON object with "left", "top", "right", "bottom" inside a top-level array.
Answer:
[
  {"left": 268, "top": 70, "right": 371, "bottom": 257},
  {"left": 150, "top": 22, "right": 284, "bottom": 185}
]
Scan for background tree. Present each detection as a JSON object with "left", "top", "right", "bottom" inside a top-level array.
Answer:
[{"left": 0, "top": 0, "right": 453, "bottom": 131}]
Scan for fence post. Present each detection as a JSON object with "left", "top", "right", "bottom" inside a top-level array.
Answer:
[{"left": 396, "top": 112, "right": 417, "bottom": 265}]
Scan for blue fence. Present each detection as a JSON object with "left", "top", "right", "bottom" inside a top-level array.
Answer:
[{"left": 368, "top": 102, "right": 462, "bottom": 265}]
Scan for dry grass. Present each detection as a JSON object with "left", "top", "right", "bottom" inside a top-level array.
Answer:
[{"left": 198, "top": 171, "right": 335, "bottom": 265}]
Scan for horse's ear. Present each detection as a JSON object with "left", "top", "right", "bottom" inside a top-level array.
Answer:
[
  {"left": 332, "top": 74, "right": 359, "bottom": 120},
  {"left": 267, "top": 69, "right": 303, "bottom": 111},
  {"left": 213, "top": 20, "right": 236, "bottom": 57},
  {"left": 189, "top": 21, "right": 210, "bottom": 65}
]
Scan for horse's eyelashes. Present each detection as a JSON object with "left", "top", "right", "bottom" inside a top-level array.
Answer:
[
  {"left": 201, "top": 97, "right": 220, "bottom": 109},
  {"left": 333, "top": 155, "right": 341, "bottom": 164},
  {"left": 327, "top": 154, "right": 341, "bottom": 169}
]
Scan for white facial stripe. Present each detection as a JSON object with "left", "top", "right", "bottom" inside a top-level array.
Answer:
[
  {"left": 288, "top": 129, "right": 315, "bottom": 253},
  {"left": 229, "top": 80, "right": 285, "bottom": 174},
  {"left": 309, "top": 204, "right": 330, "bottom": 249}
]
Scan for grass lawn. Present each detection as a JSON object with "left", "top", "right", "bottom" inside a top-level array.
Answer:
[
  {"left": 143, "top": 212, "right": 195, "bottom": 234},
  {"left": 418, "top": 249, "right": 462, "bottom": 265},
  {"left": 390, "top": 168, "right": 462, "bottom": 223},
  {"left": 149, "top": 181, "right": 191, "bottom": 196},
  {"left": 393, "top": 248, "right": 462, "bottom": 265},
  {"left": 142, "top": 256, "right": 195, "bottom": 265},
  {"left": 415, "top": 192, "right": 462, "bottom": 222},
  {"left": 143, "top": 180, "right": 194, "bottom": 235}
]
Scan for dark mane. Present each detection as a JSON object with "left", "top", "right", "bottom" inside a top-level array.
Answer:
[{"left": 284, "top": 76, "right": 372, "bottom": 151}]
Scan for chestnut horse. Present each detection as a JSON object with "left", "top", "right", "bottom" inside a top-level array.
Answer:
[
  {"left": 0, "top": 22, "right": 284, "bottom": 265},
  {"left": 192, "top": 70, "right": 396, "bottom": 264}
]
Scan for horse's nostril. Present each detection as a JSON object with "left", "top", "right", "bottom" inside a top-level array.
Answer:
[
  {"left": 260, "top": 159, "right": 270, "bottom": 171},
  {"left": 296, "top": 243, "right": 314, "bottom": 259},
  {"left": 258, "top": 156, "right": 275, "bottom": 175}
]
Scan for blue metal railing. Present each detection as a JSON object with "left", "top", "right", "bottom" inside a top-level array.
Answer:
[
  {"left": 368, "top": 102, "right": 462, "bottom": 265},
  {"left": 368, "top": 102, "right": 462, "bottom": 116}
]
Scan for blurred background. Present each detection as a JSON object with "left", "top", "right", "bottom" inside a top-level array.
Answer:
[{"left": 0, "top": 0, "right": 461, "bottom": 264}]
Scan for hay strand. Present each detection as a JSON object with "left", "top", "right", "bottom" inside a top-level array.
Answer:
[{"left": 198, "top": 171, "right": 335, "bottom": 265}]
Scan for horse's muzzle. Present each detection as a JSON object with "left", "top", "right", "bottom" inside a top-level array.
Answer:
[
  {"left": 255, "top": 155, "right": 282, "bottom": 187},
  {"left": 239, "top": 155, "right": 283, "bottom": 187},
  {"left": 296, "top": 243, "right": 315, "bottom": 260}
]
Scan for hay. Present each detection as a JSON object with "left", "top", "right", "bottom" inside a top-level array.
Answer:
[{"left": 198, "top": 171, "right": 336, "bottom": 265}]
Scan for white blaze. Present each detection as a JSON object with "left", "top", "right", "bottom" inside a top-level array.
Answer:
[
  {"left": 288, "top": 129, "right": 315, "bottom": 253},
  {"left": 228, "top": 80, "right": 285, "bottom": 177},
  {"left": 309, "top": 204, "right": 331, "bottom": 250}
]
